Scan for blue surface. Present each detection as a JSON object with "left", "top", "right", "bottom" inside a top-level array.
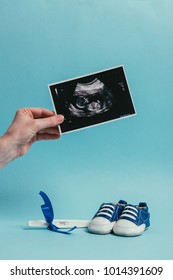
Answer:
[{"left": 0, "top": 0, "right": 173, "bottom": 260}]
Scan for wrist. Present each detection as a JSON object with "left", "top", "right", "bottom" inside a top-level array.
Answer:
[{"left": 0, "top": 133, "right": 18, "bottom": 168}]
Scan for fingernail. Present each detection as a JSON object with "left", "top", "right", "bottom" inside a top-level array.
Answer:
[{"left": 57, "top": 114, "right": 64, "bottom": 122}]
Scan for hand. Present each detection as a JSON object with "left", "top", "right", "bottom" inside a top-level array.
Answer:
[{"left": 0, "top": 108, "right": 64, "bottom": 168}]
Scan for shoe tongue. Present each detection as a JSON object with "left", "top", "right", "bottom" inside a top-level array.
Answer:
[
  {"left": 126, "top": 204, "right": 137, "bottom": 208},
  {"left": 139, "top": 202, "right": 147, "bottom": 207},
  {"left": 118, "top": 200, "right": 127, "bottom": 205}
]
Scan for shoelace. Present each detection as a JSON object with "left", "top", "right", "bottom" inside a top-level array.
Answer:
[
  {"left": 96, "top": 204, "right": 115, "bottom": 218},
  {"left": 40, "top": 191, "right": 76, "bottom": 234},
  {"left": 119, "top": 205, "right": 138, "bottom": 221}
]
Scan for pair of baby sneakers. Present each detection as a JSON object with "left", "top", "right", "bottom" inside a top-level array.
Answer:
[{"left": 88, "top": 200, "right": 150, "bottom": 236}]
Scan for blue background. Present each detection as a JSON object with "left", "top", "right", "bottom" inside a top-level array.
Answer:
[{"left": 0, "top": 0, "right": 173, "bottom": 260}]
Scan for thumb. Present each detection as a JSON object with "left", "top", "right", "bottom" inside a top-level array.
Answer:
[{"left": 34, "top": 114, "right": 64, "bottom": 131}]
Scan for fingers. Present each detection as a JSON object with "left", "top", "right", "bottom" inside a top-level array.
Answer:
[
  {"left": 36, "top": 133, "right": 61, "bottom": 141},
  {"left": 25, "top": 108, "right": 56, "bottom": 119},
  {"left": 11, "top": 107, "right": 64, "bottom": 137},
  {"left": 34, "top": 114, "right": 64, "bottom": 131},
  {"left": 35, "top": 125, "right": 61, "bottom": 142},
  {"left": 39, "top": 127, "right": 60, "bottom": 135}
]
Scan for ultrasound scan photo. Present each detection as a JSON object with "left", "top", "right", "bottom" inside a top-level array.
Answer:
[
  {"left": 68, "top": 78, "right": 113, "bottom": 117},
  {"left": 49, "top": 66, "right": 136, "bottom": 134}
]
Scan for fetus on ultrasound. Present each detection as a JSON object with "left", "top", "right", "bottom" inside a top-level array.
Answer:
[{"left": 68, "top": 78, "right": 113, "bottom": 117}]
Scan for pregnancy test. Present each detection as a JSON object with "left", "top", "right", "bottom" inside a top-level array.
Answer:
[{"left": 27, "top": 219, "right": 90, "bottom": 228}]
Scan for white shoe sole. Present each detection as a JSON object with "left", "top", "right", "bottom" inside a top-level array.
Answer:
[
  {"left": 113, "top": 223, "right": 146, "bottom": 237},
  {"left": 88, "top": 221, "right": 115, "bottom": 234}
]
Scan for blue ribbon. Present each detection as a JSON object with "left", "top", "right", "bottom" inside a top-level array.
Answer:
[{"left": 39, "top": 191, "right": 76, "bottom": 234}]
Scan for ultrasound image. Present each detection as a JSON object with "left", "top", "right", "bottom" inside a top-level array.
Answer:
[{"left": 68, "top": 78, "right": 113, "bottom": 117}]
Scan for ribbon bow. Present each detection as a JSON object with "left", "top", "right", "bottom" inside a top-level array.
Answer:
[{"left": 39, "top": 191, "right": 76, "bottom": 234}]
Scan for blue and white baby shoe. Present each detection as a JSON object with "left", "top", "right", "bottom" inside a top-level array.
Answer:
[
  {"left": 113, "top": 202, "right": 150, "bottom": 236},
  {"left": 88, "top": 200, "right": 127, "bottom": 234}
]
